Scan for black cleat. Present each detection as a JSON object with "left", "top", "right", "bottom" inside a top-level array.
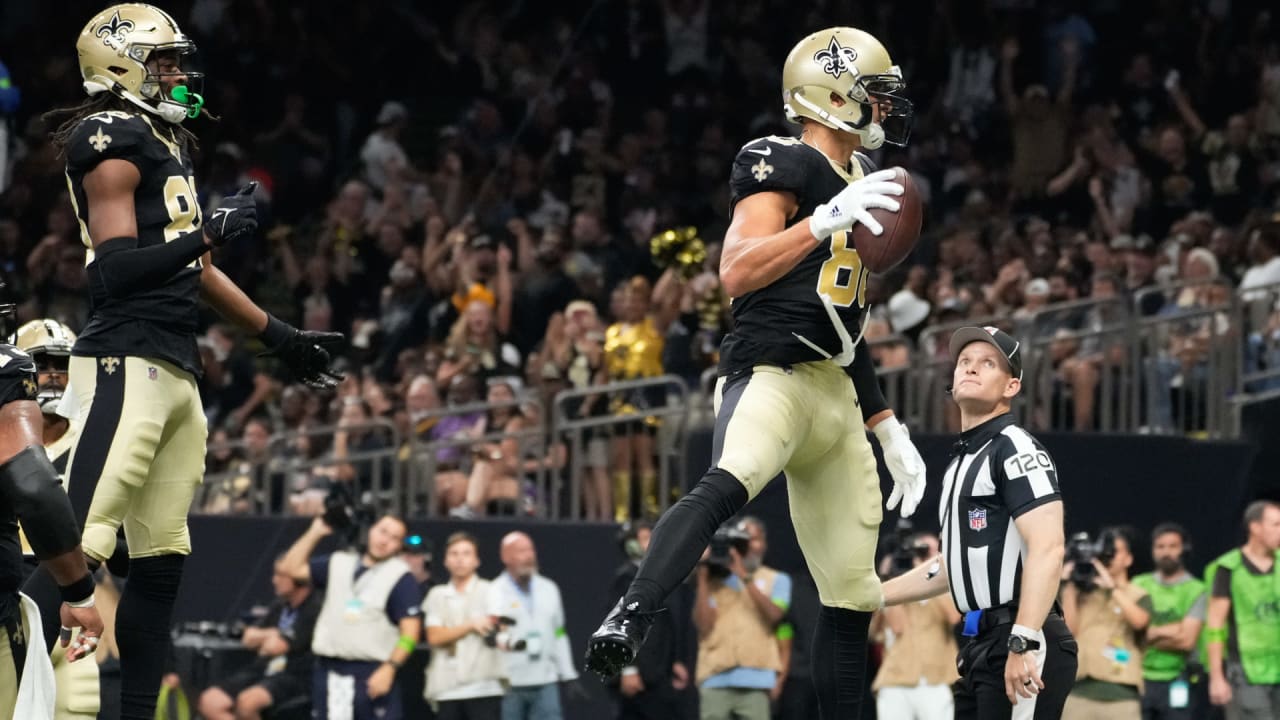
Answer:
[{"left": 584, "top": 597, "right": 658, "bottom": 679}]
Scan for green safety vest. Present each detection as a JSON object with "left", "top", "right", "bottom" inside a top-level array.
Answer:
[
  {"left": 1210, "top": 549, "right": 1280, "bottom": 684},
  {"left": 1132, "top": 572, "right": 1206, "bottom": 681}
]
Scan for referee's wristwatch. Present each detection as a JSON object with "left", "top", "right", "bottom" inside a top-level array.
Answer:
[{"left": 1007, "top": 633, "right": 1041, "bottom": 655}]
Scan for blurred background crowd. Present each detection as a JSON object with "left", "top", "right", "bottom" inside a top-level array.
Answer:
[{"left": 3, "top": 0, "right": 1280, "bottom": 523}]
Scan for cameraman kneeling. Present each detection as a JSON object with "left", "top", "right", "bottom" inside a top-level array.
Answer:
[
  {"left": 1060, "top": 527, "right": 1152, "bottom": 720},
  {"left": 694, "top": 519, "right": 791, "bottom": 720},
  {"left": 280, "top": 513, "right": 423, "bottom": 720}
]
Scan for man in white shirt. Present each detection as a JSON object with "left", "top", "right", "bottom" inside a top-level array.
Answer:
[
  {"left": 359, "top": 101, "right": 421, "bottom": 193},
  {"left": 424, "top": 532, "right": 507, "bottom": 720},
  {"left": 1240, "top": 223, "right": 1280, "bottom": 302},
  {"left": 490, "top": 532, "right": 577, "bottom": 720}
]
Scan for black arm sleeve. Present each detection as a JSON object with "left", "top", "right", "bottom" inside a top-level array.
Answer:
[
  {"left": 0, "top": 447, "right": 80, "bottom": 560},
  {"left": 89, "top": 232, "right": 208, "bottom": 299},
  {"left": 849, "top": 344, "right": 889, "bottom": 421}
]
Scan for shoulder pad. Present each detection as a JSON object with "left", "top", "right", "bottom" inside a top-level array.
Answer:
[
  {"left": 65, "top": 111, "right": 153, "bottom": 174},
  {"left": 0, "top": 343, "right": 37, "bottom": 408},
  {"left": 729, "top": 135, "right": 813, "bottom": 208}
]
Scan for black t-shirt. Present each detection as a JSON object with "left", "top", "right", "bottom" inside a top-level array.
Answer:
[
  {"left": 511, "top": 268, "right": 580, "bottom": 356},
  {"left": 259, "top": 591, "right": 324, "bottom": 681}
]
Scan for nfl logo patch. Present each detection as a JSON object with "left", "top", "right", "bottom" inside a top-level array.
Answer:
[
  {"left": 968, "top": 508, "right": 987, "bottom": 531},
  {"left": 147, "top": 367, "right": 158, "bottom": 381}
]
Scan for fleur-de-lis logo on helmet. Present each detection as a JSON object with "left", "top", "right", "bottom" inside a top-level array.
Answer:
[
  {"left": 813, "top": 36, "right": 859, "bottom": 79},
  {"left": 95, "top": 10, "right": 135, "bottom": 51}
]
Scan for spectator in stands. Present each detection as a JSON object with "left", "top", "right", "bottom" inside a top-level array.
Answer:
[
  {"left": 197, "top": 558, "right": 322, "bottom": 720},
  {"left": 449, "top": 379, "right": 534, "bottom": 518},
  {"left": 1001, "top": 36, "right": 1077, "bottom": 206},
  {"left": 1240, "top": 221, "right": 1280, "bottom": 301},
  {"left": 693, "top": 518, "right": 791, "bottom": 720},
  {"left": 543, "top": 303, "right": 611, "bottom": 520},
  {"left": 431, "top": 373, "right": 486, "bottom": 511},
  {"left": 425, "top": 532, "right": 508, "bottom": 719},
  {"left": 361, "top": 102, "right": 423, "bottom": 194},
  {"left": 281, "top": 514, "right": 422, "bottom": 720},
  {"left": 202, "top": 417, "right": 273, "bottom": 515},
  {"left": 438, "top": 298, "right": 521, "bottom": 387},
  {"left": 490, "top": 532, "right": 578, "bottom": 720}
]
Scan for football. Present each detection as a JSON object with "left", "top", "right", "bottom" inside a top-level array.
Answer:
[{"left": 851, "top": 166, "right": 922, "bottom": 274}]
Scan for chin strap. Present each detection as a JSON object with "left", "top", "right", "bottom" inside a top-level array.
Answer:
[
  {"left": 791, "top": 93, "right": 886, "bottom": 150},
  {"left": 82, "top": 80, "right": 190, "bottom": 124}
]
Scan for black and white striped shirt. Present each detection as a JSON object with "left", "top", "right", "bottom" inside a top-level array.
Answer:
[{"left": 939, "top": 414, "right": 1061, "bottom": 614}]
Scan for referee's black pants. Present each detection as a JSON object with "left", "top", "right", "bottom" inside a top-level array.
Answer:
[{"left": 955, "top": 613, "right": 1077, "bottom": 720}]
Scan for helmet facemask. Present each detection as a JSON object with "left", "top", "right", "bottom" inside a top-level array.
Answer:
[{"left": 111, "top": 43, "right": 205, "bottom": 124}]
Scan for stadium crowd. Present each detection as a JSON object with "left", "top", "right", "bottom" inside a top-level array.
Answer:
[{"left": 3, "top": 0, "right": 1280, "bottom": 520}]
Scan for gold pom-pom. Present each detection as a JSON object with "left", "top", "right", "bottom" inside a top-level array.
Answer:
[{"left": 650, "top": 226, "right": 707, "bottom": 279}]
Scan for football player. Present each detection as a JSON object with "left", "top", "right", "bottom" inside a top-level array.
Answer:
[
  {"left": 0, "top": 287, "right": 104, "bottom": 715},
  {"left": 35, "top": 6, "right": 343, "bottom": 719},
  {"left": 585, "top": 27, "right": 927, "bottom": 717},
  {"left": 13, "top": 319, "right": 102, "bottom": 720}
]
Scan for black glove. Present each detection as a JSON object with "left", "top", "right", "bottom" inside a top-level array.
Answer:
[
  {"left": 260, "top": 315, "right": 345, "bottom": 389},
  {"left": 204, "top": 183, "right": 259, "bottom": 247}
]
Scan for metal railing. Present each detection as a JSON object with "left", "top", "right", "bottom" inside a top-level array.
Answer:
[
  {"left": 197, "top": 279, "right": 1280, "bottom": 521},
  {"left": 549, "top": 375, "right": 691, "bottom": 520}
]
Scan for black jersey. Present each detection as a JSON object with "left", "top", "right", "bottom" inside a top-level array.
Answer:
[
  {"left": 64, "top": 110, "right": 204, "bottom": 376},
  {"left": 720, "top": 135, "right": 876, "bottom": 375},
  {"left": 0, "top": 343, "right": 38, "bottom": 408}
]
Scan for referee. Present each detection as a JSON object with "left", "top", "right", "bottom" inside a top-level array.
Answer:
[{"left": 881, "top": 326, "right": 1077, "bottom": 719}]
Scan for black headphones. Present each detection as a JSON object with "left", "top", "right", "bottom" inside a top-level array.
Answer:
[
  {"left": 1151, "top": 522, "right": 1193, "bottom": 564},
  {"left": 618, "top": 519, "right": 653, "bottom": 561}
]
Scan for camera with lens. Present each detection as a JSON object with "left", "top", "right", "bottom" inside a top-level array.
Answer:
[
  {"left": 482, "top": 616, "right": 526, "bottom": 651},
  {"left": 322, "top": 480, "right": 376, "bottom": 548},
  {"left": 888, "top": 520, "right": 933, "bottom": 577},
  {"left": 1065, "top": 531, "right": 1116, "bottom": 591},
  {"left": 703, "top": 521, "right": 752, "bottom": 579}
]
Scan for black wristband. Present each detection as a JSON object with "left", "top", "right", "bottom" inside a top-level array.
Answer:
[
  {"left": 59, "top": 573, "right": 96, "bottom": 604},
  {"left": 261, "top": 314, "right": 295, "bottom": 349}
]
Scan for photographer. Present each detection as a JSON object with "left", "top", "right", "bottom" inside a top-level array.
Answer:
[
  {"left": 280, "top": 514, "right": 423, "bottom": 720},
  {"left": 1060, "top": 527, "right": 1152, "bottom": 720},
  {"left": 490, "top": 532, "right": 578, "bottom": 720},
  {"left": 424, "top": 532, "right": 507, "bottom": 720},
  {"left": 872, "top": 532, "right": 961, "bottom": 720},
  {"left": 197, "top": 558, "right": 321, "bottom": 720},
  {"left": 1131, "top": 523, "right": 1206, "bottom": 720},
  {"left": 693, "top": 519, "right": 791, "bottom": 720}
]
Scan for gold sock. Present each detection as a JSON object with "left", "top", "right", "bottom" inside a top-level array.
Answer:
[
  {"left": 612, "top": 472, "right": 632, "bottom": 523},
  {"left": 640, "top": 471, "right": 659, "bottom": 518}
]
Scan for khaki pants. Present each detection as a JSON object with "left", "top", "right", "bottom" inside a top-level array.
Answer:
[
  {"left": 1062, "top": 694, "right": 1140, "bottom": 720},
  {"left": 66, "top": 355, "right": 207, "bottom": 561},
  {"left": 713, "top": 361, "right": 882, "bottom": 610},
  {"left": 699, "top": 687, "right": 769, "bottom": 720}
]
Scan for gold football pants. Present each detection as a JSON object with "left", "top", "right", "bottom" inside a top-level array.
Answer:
[
  {"left": 66, "top": 356, "right": 207, "bottom": 562},
  {"left": 713, "top": 360, "right": 883, "bottom": 610}
]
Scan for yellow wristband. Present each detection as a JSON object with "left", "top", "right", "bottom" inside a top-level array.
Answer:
[
  {"left": 1205, "top": 627, "right": 1228, "bottom": 644},
  {"left": 396, "top": 636, "right": 416, "bottom": 653}
]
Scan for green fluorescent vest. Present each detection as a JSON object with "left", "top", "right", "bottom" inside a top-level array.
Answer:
[
  {"left": 1213, "top": 550, "right": 1280, "bottom": 685},
  {"left": 1132, "top": 572, "right": 1206, "bottom": 681}
]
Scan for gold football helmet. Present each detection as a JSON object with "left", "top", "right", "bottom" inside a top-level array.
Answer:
[
  {"left": 782, "top": 27, "right": 913, "bottom": 149},
  {"left": 14, "top": 319, "right": 77, "bottom": 414},
  {"left": 76, "top": 3, "right": 204, "bottom": 124}
]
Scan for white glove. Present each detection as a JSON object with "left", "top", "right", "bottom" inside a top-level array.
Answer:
[
  {"left": 873, "top": 416, "right": 927, "bottom": 518},
  {"left": 809, "top": 168, "right": 904, "bottom": 240}
]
